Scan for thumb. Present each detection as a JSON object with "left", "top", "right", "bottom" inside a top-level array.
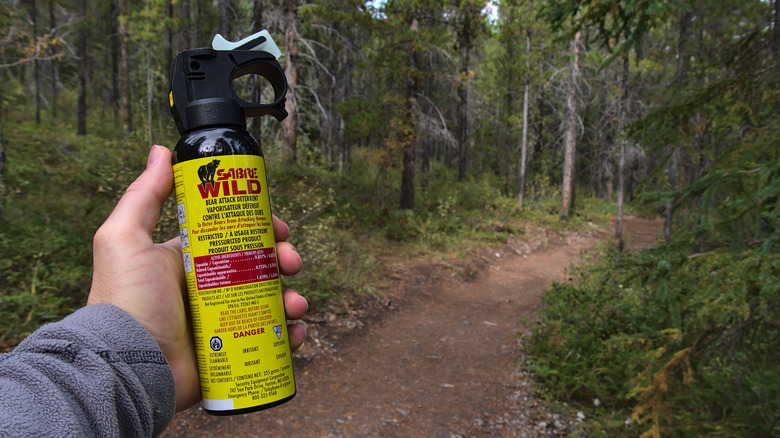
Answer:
[{"left": 104, "top": 145, "right": 173, "bottom": 237}]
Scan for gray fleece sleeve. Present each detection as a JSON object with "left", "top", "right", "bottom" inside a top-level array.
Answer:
[{"left": 0, "top": 303, "right": 175, "bottom": 437}]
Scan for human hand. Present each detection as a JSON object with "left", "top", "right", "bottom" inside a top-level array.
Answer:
[{"left": 87, "top": 145, "right": 307, "bottom": 412}]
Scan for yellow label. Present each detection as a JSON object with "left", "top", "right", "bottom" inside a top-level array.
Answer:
[{"left": 173, "top": 154, "right": 295, "bottom": 412}]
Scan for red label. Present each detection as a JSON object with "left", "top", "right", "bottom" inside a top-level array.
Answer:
[{"left": 194, "top": 248, "right": 279, "bottom": 290}]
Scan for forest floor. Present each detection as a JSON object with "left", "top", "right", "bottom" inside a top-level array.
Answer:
[{"left": 161, "top": 216, "right": 662, "bottom": 438}]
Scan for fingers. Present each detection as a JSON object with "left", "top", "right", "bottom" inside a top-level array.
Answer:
[
  {"left": 276, "top": 220, "right": 304, "bottom": 351},
  {"left": 272, "top": 215, "right": 300, "bottom": 276},
  {"left": 272, "top": 215, "right": 290, "bottom": 242},
  {"left": 288, "top": 323, "right": 307, "bottom": 352},
  {"left": 283, "top": 289, "right": 308, "bottom": 352},
  {"left": 283, "top": 288, "right": 308, "bottom": 320},
  {"left": 103, "top": 145, "right": 173, "bottom": 238},
  {"left": 277, "top": 241, "right": 301, "bottom": 276}
]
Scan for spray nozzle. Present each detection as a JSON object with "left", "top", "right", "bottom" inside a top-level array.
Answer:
[{"left": 169, "top": 30, "right": 288, "bottom": 134}]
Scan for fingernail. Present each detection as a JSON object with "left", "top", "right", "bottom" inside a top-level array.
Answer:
[{"left": 146, "top": 145, "right": 163, "bottom": 169}]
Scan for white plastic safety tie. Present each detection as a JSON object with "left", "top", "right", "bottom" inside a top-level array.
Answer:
[{"left": 211, "top": 30, "right": 282, "bottom": 60}]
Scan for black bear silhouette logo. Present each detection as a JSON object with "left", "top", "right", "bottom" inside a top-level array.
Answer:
[{"left": 197, "top": 159, "right": 220, "bottom": 185}]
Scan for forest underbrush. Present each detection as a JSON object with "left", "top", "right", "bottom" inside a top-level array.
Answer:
[
  {"left": 0, "top": 117, "right": 617, "bottom": 350},
  {"left": 526, "top": 166, "right": 780, "bottom": 436}
]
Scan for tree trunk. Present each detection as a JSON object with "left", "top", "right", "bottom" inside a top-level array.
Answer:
[
  {"left": 603, "top": 157, "right": 614, "bottom": 200},
  {"left": 165, "top": 0, "right": 173, "bottom": 76},
  {"left": 774, "top": 0, "right": 780, "bottom": 58},
  {"left": 338, "top": 117, "right": 347, "bottom": 173},
  {"left": 400, "top": 18, "right": 420, "bottom": 210},
  {"left": 0, "top": 132, "right": 4, "bottom": 218},
  {"left": 30, "top": 0, "right": 41, "bottom": 124},
  {"left": 518, "top": 75, "right": 530, "bottom": 207},
  {"left": 456, "top": 61, "right": 468, "bottom": 181},
  {"left": 119, "top": 0, "right": 132, "bottom": 132},
  {"left": 560, "top": 30, "right": 581, "bottom": 223},
  {"left": 49, "top": 0, "right": 58, "bottom": 120},
  {"left": 338, "top": 37, "right": 354, "bottom": 173},
  {"left": 325, "top": 27, "right": 336, "bottom": 170},
  {"left": 109, "top": 0, "right": 119, "bottom": 122},
  {"left": 179, "top": 0, "right": 193, "bottom": 50},
  {"left": 597, "top": 69, "right": 613, "bottom": 201},
  {"left": 195, "top": 0, "right": 206, "bottom": 48},
  {"left": 282, "top": 0, "right": 299, "bottom": 165},
  {"left": 218, "top": 0, "right": 235, "bottom": 39},
  {"left": 518, "top": 0, "right": 532, "bottom": 209},
  {"left": 533, "top": 38, "right": 546, "bottom": 178},
  {"left": 502, "top": 94, "right": 511, "bottom": 195},
  {"left": 664, "top": 11, "right": 691, "bottom": 243},
  {"left": 251, "top": 0, "right": 263, "bottom": 32},
  {"left": 616, "top": 54, "right": 629, "bottom": 251},
  {"left": 456, "top": 6, "right": 476, "bottom": 183},
  {"left": 77, "top": 0, "right": 88, "bottom": 136},
  {"left": 248, "top": 0, "right": 264, "bottom": 142}
]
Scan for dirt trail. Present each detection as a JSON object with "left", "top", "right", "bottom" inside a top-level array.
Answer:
[{"left": 162, "top": 216, "right": 661, "bottom": 437}]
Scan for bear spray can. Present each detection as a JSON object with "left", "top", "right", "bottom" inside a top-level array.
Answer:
[{"left": 168, "top": 31, "right": 295, "bottom": 415}]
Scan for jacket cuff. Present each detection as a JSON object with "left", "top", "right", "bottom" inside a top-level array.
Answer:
[{"left": 17, "top": 303, "right": 176, "bottom": 436}]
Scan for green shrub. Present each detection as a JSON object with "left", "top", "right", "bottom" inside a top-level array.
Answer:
[
  {"left": 527, "top": 243, "right": 780, "bottom": 436},
  {"left": 0, "top": 121, "right": 149, "bottom": 349}
]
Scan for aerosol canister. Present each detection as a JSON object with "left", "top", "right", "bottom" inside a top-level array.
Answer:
[{"left": 168, "top": 30, "right": 295, "bottom": 415}]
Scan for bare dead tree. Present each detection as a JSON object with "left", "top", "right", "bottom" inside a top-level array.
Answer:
[{"left": 560, "top": 30, "right": 581, "bottom": 223}]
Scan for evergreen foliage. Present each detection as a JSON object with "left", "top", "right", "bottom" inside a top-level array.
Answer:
[
  {"left": 526, "top": 0, "right": 780, "bottom": 435},
  {"left": 528, "top": 239, "right": 779, "bottom": 436}
]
